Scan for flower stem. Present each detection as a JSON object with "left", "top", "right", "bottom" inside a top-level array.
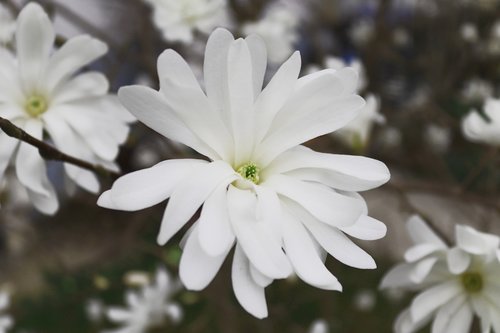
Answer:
[{"left": 0, "top": 117, "right": 120, "bottom": 179}]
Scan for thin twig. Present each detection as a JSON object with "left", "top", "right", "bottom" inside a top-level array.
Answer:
[{"left": 0, "top": 117, "right": 120, "bottom": 179}]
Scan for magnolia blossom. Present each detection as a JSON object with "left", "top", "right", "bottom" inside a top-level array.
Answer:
[
  {"left": 309, "top": 319, "right": 329, "bottom": 333},
  {"left": 381, "top": 215, "right": 500, "bottom": 333},
  {"left": 143, "top": 0, "right": 227, "bottom": 43},
  {"left": 98, "top": 28, "right": 390, "bottom": 318},
  {"left": 462, "top": 98, "right": 500, "bottom": 146},
  {"left": 0, "top": 3, "right": 133, "bottom": 214},
  {"left": 0, "top": 4, "right": 15, "bottom": 45},
  {"left": 103, "top": 267, "right": 182, "bottom": 333},
  {"left": 242, "top": 5, "right": 299, "bottom": 63},
  {"left": 0, "top": 291, "right": 13, "bottom": 333},
  {"left": 461, "top": 78, "right": 494, "bottom": 101}
]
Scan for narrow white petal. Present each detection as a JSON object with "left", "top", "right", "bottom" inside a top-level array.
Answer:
[
  {"left": 157, "top": 161, "right": 237, "bottom": 245},
  {"left": 15, "top": 119, "right": 51, "bottom": 196},
  {"left": 16, "top": 3, "right": 54, "bottom": 91},
  {"left": 456, "top": 225, "right": 500, "bottom": 255},
  {"left": 46, "top": 35, "right": 108, "bottom": 91},
  {"left": 282, "top": 209, "right": 343, "bottom": 291},
  {"left": 410, "top": 281, "right": 461, "bottom": 323},
  {"left": 27, "top": 185, "right": 59, "bottom": 215},
  {"left": 446, "top": 247, "right": 471, "bottom": 274},
  {"left": 197, "top": 184, "right": 235, "bottom": 256},
  {"left": 227, "top": 39, "right": 255, "bottom": 166},
  {"left": 227, "top": 186, "right": 292, "bottom": 279},
  {"left": 409, "top": 257, "right": 439, "bottom": 284},
  {"left": 203, "top": 28, "right": 234, "bottom": 113},
  {"left": 431, "top": 295, "right": 468, "bottom": 333},
  {"left": 0, "top": 132, "right": 19, "bottom": 181},
  {"left": 118, "top": 86, "right": 218, "bottom": 159},
  {"left": 245, "top": 34, "right": 267, "bottom": 99},
  {"left": 100, "top": 159, "right": 206, "bottom": 211},
  {"left": 179, "top": 225, "right": 231, "bottom": 291},
  {"left": 406, "top": 215, "right": 447, "bottom": 248},
  {"left": 51, "top": 72, "right": 109, "bottom": 104},
  {"left": 394, "top": 308, "right": 431, "bottom": 333},
  {"left": 265, "top": 174, "right": 363, "bottom": 228},
  {"left": 231, "top": 245, "right": 268, "bottom": 319},
  {"left": 250, "top": 264, "right": 273, "bottom": 288},
  {"left": 254, "top": 51, "right": 301, "bottom": 143},
  {"left": 380, "top": 263, "right": 417, "bottom": 289},
  {"left": 264, "top": 146, "right": 390, "bottom": 191},
  {"left": 341, "top": 215, "right": 387, "bottom": 240},
  {"left": 404, "top": 244, "right": 443, "bottom": 262}
]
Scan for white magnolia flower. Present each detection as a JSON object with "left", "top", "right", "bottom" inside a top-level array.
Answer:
[
  {"left": 144, "top": 0, "right": 227, "bottom": 43},
  {"left": 0, "top": 4, "right": 15, "bottom": 45},
  {"left": 306, "top": 56, "right": 367, "bottom": 92},
  {"left": 98, "top": 28, "right": 390, "bottom": 318},
  {"left": 103, "top": 267, "right": 182, "bottom": 333},
  {"left": 381, "top": 215, "right": 500, "bottom": 333},
  {"left": 0, "top": 3, "right": 133, "bottom": 214},
  {"left": 242, "top": 5, "right": 299, "bottom": 63},
  {"left": 0, "top": 291, "right": 13, "bottom": 333},
  {"left": 461, "top": 78, "right": 494, "bottom": 102},
  {"left": 462, "top": 98, "right": 500, "bottom": 146}
]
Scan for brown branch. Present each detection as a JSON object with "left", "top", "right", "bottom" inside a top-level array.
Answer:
[{"left": 0, "top": 117, "right": 120, "bottom": 179}]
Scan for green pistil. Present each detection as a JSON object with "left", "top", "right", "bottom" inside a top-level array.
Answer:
[
  {"left": 237, "top": 162, "right": 261, "bottom": 184},
  {"left": 25, "top": 95, "right": 48, "bottom": 117},
  {"left": 461, "top": 272, "right": 483, "bottom": 293}
]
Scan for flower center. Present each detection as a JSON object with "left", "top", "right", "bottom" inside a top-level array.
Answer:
[
  {"left": 237, "top": 162, "right": 261, "bottom": 184},
  {"left": 461, "top": 272, "right": 483, "bottom": 293},
  {"left": 25, "top": 95, "right": 48, "bottom": 117}
]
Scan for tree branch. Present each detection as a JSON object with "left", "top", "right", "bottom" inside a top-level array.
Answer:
[{"left": 0, "top": 117, "right": 120, "bottom": 179}]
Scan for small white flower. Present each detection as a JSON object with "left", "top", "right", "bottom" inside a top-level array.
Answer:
[
  {"left": 461, "top": 78, "right": 494, "bottom": 102},
  {"left": 424, "top": 124, "right": 451, "bottom": 153},
  {"left": 462, "top": 98, "right": 500, "bottom": 146},
  {"left": 0, "top": 3, "right": 133, "bottom": 214},
  {"left": 103, "top": 267, "right": 182, "bottom": 333},
  {"left": 309, "top": 319, "right": 329, "bottom": 333},
  {"left": 0, "top": 290, "right": 13, "bottom": 333},
  {"left": 0, "top": 4, "right": 15, "bottom": 45},
  {"left": 144, "top": 0, "right": 227, "bottom": 43},
  {"left": 349, "top": 19, "right": 375, "bottom": 47},
  {"left": 242, "top": 5, "right": 299, "bottom": 63},
  {"left": 86, "top": 298, "right": 105, "bottom": 323},
  {"left": 99, "top": 28, "right": 390, "bottom": 318},
  {"left": 381, "top": 215, "right": 500, "bottom": 333}
]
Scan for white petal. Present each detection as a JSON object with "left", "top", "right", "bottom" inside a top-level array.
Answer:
[
  {"left": 245, "top": 34, "right": 267, "bottom": 99},
  {"left": 431, "top": 295, "right": 468, "bottom": 333},
  {"left": 99, "top": 159, "right": 206, "bottom": 211},
  {"left": 106, "top": 307, "right": 132, "bottom": 322},
  {"left": 404, "top": 243, "right": 443, "bottom": 262},
  {"left": 15, "top": 119, "right": 50, "bottom": 196},
  {"left": 410, "top": 281, "right": 461, "bottom": 323},
  {"left": 118, "top": 86, "right": 217, "bottom": 159},
  {"left": 43, "top": 111, "right": 100, "bottom": 193},
  {"left": 179, "top": 225, "right": 231, "bottom": 291},
  {"left": 0, "top": 132, "right": 19, "bottom": 181},
  {"left": 231, "top": 245, "right": 268, "bottom": 319},
  {"left": 227, "top": 38, "right": 255, "bottom": 166},
  {"left": 197, "top": 184, "right": 235, "bottom": 256},
  {"left": 446, "top": 247, "right": 471, "bottom": 274},
  {"left": 341, "top": 215, "right": 387, "bottom": 240},
  {"left": 227, "top": 186, "right": 292, "bottom": 279},
  {"left": 409, "top": 257, "right": 439, "bottom": 284},
  {"left": 157, "top": 161, "right": 237, "bottom": 245},
  {"left": 264, "top": 146, "right": 390, "bottom": 191},
  {"left": 46, "top": 35, "right": 107, "bottom": 91},
  {"left": 394, "top": 308, "right": 431, "bottom": 333},
  {"left": 203, "top": 28, "right": 234, "bottom": 112},
  {"left": 380, "top": 263, "right": 417, "bottom": 289},
  {"left": 51, "top": 72, "right": 109, "bottom": 104},
  {"left": 254, "top": 51, "right": 301, "bottom": 143},
  {"left": 27, "top": 185, "right": 59, "bottom": 215},
  {"left": 406, "top": 215, "right": 447, "bottom": 248},
  {"left": 456, "top": 225, "right": 500, "bottom": 255},
  {"left": 250, "top": 263, "right": 273, "bottom": 288},
  {"left": 282, "top": 209, "right": 342, "bottom": 290},
  {"left": 265, "top": 174, "right": 363, "bottom": 228},
  {"left": 257, "top": 94, "right": 365, "bottom": 165},
  {"left": 298, "top": 205, "right": 377, "bottom": 269},
  {"left": 16, "top": 3, "right": 54, "bottom": 91}
]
